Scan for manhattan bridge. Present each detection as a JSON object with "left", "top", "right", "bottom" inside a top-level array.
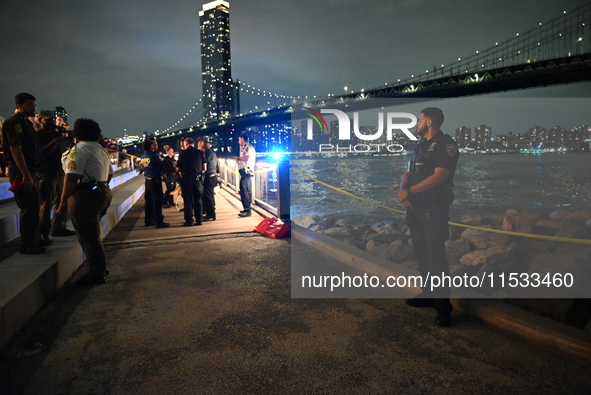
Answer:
[{"left": 121, "top": 3, "right": 591, "bottom": 155}]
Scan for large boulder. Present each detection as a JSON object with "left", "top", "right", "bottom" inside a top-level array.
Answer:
[
  {"left": 537, "top": 219, "right": 591, "bottom": 239},
  {"left": 502, "top": 209, "right": 541, "bottom": 234},
  {"left": 536, "top": 218, "right": 568, "bottom": 231},
  {"left": 565, "top": 211, "right": 591, "bottom": 225},
  {"left": 295, "top": 214, "right": 319, "bottom": 229},
  {"left": 461, "top": 227, "right": 511, "bottom": 249},
  {"left": 323, "top": 226, "right": 351, "bottom": 239},
  {"left": 445, "top": 238, "right": 472, "bottom": 258},
  {"left": 370, "top": 223, "right": 396, "bottom": 234},
  {"left": 549, "top": 210, "right": 569, "bottom": 220},
  {"left": 555, "top": 222, "right": 591, "bottom": 239},
  {"left": 365, "top": 239, "right": 380, "bottom": 251},
  {"left": 459, "top": 243, "right": 517, "bottom": 267},
  {"left": 382, "top": 240, "right": 413, "bottom": 263},
  {"left": 371, "top": 229, "right": 407, "bottom": 244},
  {"left": 458, "top": 214, "right": 486, "bottom": 226},
  {"left": 367, "top": 239, "right": 413, "bottom": 263}
]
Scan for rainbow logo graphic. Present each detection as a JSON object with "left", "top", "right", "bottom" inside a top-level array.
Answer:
[{"left": 304, "top": 107, "right": 329, "bottom": 132}]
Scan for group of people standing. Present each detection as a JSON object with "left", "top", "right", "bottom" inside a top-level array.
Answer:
[
  {"left": 1, "top": 93, "right": 79, "bottom": 255},
  {"left": 141, "top": 136, "right": 221, "bottom": 227},
  {"left": 2, "top": 92, "right": 113, "bottom": 285},
  {"left": 140, "top": 132, "right": 256, "bottom": 227}
]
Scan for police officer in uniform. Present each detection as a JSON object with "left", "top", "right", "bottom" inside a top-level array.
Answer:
[
  {"left": 199, "top": 138, "right": 218, "bottom": 221},
  {"left": 37, "top": 110, "right": 62, "bottom": 243},
  {"left": 57, "top": 118, "right": 114, "bottom": 285},
  {"left": 176, "top": 137, "right": 206, "bottom": 226},
  {"left": 2, "top": 93, "right": 48, "bottom": 254},
  {"left": 234, "top": 133, "right": 256, "bottom": 217},
  {"left": 397, "top": 107, "right": 459, "bottom": 327},
  {"left": 141, "top": 138, "right": 170, "bottom": 228}
]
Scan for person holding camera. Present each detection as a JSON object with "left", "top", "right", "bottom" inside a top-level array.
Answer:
[
  {"left": 57, "top": 118, "right": 113, "bottom": 286},
  {"left": 233, "top": 133, "right": 256, "bottom": 217}
]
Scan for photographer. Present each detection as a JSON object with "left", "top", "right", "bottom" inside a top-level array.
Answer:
[{"left": 57, "top": 118, "right": 113, "bottom": 286}]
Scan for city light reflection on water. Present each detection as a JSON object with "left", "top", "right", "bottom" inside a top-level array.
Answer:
[{"left": 291, "top": 154, "right": 591, "bottom": 224}]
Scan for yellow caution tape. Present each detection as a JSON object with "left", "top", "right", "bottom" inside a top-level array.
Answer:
[{"left": 292, "top": 167, "right": 591, "bottom": 246}]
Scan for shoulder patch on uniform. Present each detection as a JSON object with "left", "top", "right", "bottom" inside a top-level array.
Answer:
[
  {"left": 15, "top": 124, "right": 23, "bottom": 134},
  {"left": 69, "top": 149, "right": 77, "bottom": 160},
  {"left": 446, "top": 144, "right": 458, "bottom": 158}
]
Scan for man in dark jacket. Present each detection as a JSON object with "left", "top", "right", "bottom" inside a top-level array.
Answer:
[
  {"left": 176, "top": 137, "right": 206, "bottom": 226},
  {"left": 199, "top": 138, "right": 218, "bottom": 221},
  {"left": 37, "top": 110, "right": 63, "bottom": 242}
]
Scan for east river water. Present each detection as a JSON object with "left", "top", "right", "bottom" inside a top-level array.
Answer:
[{"left": 290, "top": 152, "right": 591, "bottom": 224}]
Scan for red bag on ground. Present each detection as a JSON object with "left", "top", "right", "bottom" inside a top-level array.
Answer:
[{"left": 254, "top": 217, "right": 290, "bottom": 239}]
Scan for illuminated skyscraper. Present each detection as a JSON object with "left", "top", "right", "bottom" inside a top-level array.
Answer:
[{"left": 199, "top": 0, "right": 239, "bottom": 120}]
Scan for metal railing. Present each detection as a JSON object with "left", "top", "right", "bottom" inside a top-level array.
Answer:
[{"left": 217, "top": 157, "right": 290, "bottom": 220}]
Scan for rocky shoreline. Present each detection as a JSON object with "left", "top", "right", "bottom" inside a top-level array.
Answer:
[{"left": 295, "top": 209, "right": 591, "bottom": 329}]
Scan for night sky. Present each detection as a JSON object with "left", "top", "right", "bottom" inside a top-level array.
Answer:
[{"left": 1, "top": 0, "right": 590, "bottom": 138}]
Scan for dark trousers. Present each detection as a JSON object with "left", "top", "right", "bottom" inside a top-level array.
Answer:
[
  {"left": 144, "top": 177, "right": 164, "bottom": 225},
  {"left": 11, "top": 171, "right": 40, "bottom": 248},
  {"left": 406, "top": 202, "right": 452, "bottom": 312},
  {"left": 163, "top": 175, "right": 177, "bottom": 206},
  {"left": 181, "top": 175, "right": 203, "bottom": 224},
  {"left": 69, "top": 187, "right": 112, "bottom": 281},
  {"left": 239, "top": 169, "right": 252, "bottom": 211},
  {"left": 38, "top": 175, "right": 57, "bottom": 237},
  {"left": 203, "top": 174, "right": 217, "bottom": 217}
]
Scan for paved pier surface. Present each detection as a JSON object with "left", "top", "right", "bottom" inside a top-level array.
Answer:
[{"left": 1, "top": 196, "right": 591, "bottom": 393}]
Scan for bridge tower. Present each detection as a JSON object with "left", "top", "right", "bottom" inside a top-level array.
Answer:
[{"left": 199, "top": 0, "right": 240, "bottom": 121}]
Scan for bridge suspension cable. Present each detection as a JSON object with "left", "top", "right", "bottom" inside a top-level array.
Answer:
[{"left": 154, "top": 99, "right": 206, "bottom": 136}]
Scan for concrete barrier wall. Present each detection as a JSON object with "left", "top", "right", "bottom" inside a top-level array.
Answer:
[{"left": 0, "top": 175, "right": 144, "bottom": 348}]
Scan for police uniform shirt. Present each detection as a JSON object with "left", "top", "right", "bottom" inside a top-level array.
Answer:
[
  {"left": 410, "top": 131, "right": 459, "bottom": 187},
  {"left": 64, "top": 141, "right": 113, "bottom": 182},
  {"left": 141, "top": 151, "right": 163, "bottom": 178},
  {"left": 177, "top": 146, "right": 206, "bottom": 177},
  {"left": 238, "top": 143, "right": 256, "bottom": 171},
  {"left": 1, "top": 113, "right": 39, "bottom": 171}
]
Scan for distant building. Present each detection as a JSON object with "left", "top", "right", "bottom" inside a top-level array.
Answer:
[
  {"left": 474, "top": 125, "right": 491, "bottom": 150},
  {"left": 199, "top": 0, "right": 240, "bottom": 120},
  {"left": 527, "top": 125, "right": 547, "bottom": 148},
  {"left": 455, "top": 126, "right": 471, "bottom": 148}
]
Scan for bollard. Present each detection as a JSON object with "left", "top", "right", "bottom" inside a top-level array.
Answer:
[{"left": 276, "top": 159, "right": 290, "bottom": 222}]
